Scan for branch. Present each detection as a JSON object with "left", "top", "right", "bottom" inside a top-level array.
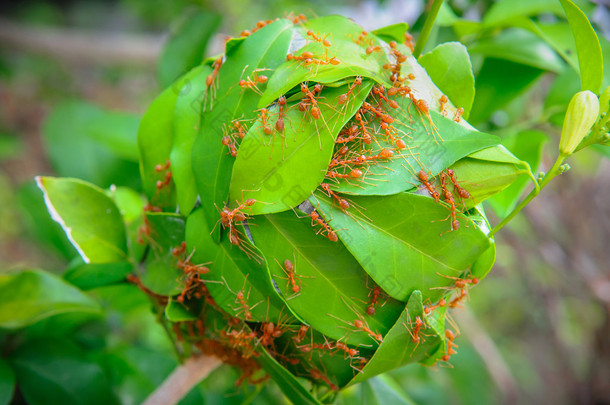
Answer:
[
  {"left": 143, "top": 354, "right": 222, "bottom": 405},
  {"left": 0, "top": 17, "right": 162, "bottom": 65}
]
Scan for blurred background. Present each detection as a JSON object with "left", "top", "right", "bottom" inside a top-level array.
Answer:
[{"left": 1, "top": 0, "right": 609, "bottom": 404}]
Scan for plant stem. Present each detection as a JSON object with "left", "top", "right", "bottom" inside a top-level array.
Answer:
[
  {"left": 413, "top": 0, "right": 444, "bottom": 58},
  {"left": 489, "top": 154, "right": 567, "bottom": 237},
  {"left": 143, "top": 354, "right": 222, "bottom": 405}
]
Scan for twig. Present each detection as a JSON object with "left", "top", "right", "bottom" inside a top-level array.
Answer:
[{"left": 143, "top": 354, "right": 222, "bottom": 405}]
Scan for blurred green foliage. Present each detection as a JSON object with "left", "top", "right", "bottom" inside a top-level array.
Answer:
[{"left": 0, "top": 0, "right": 609, "bottom": 404}]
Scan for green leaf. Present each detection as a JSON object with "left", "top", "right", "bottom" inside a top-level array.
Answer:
[
  {"left": 0, "top": 270, "right": 100, "bottom": 330},
  {"left": 559, "top": 0, "right": 603, "bottom": 93},
  {"left": 64, "top": 261, "right": 132, "bottom": 290},
  {"left": 360, "top": 375, "right": 416, "bottom": 405},
  {"left": 313, "top": 192, "right": 491, "bottom": 302},
  {"left": 17, "top": 180, "right": 78, "bottom": 261},
  {"left": 419, "top": 42, "right": 475, "bottom": 118},
  {"left": 259, "top": 17, "right": 391, "bottom": 108},
  {"left": 445, "top": 156, "right": 529, "bottom": 206},
  {"left": 109, "top": 186, "right": 147, "bottom": 262},
  {"left": 230, "top": 80, "right": 373, "bottom": 215},
  {"left": 532, "top": 21, "right": 579, "bottom": 71},
  {"left": 36, "top": 177, "right": 128, "bottom": 263},
  {"left": 469, "top": 28, "right": 564, "bottom": 73},
  {"left": 10, "top": 339, "right": 119, "bottom": 405},
  {"left": 185, "top": 208, "right": 285, "bottom": 321},
  {"left": 139, "top": 212, "right": 186, "bottom": 296},
  {"left": 192, "top": 19, "right": 294, "bottom": 242},
  {"left": 471, "top": 242, "right": 496, "bottom": 280},
  {"left": 350, "top": 291, "right": 442, "bottom": 384},
  {"left": 250, "top": 211, "right": 404, "bottom": 346},
  {"left": 371, "top": 23, "right": 410, "bottom": 44},
  {"left": 469, "top": 58, "right": 544, "bottom": 124},
  {"left": 487, "top": 130, "right": 547, "bottom": 217},
  {"left": 256, "top": 348, "right": 323, "bottom": 405},
  {"left": 170, "top": 64, "right": 212, "bottom": 215},
  {"left": 165, "top": 299, "right": 198, "bottom": 322},
  {"left": 139, "top": 68, "right": 203, "bottom": 208},
  {"left": 0, "top": 358, "right": 15, "bottom": 405},
  {"left": 331, "top": 108, "right": 500, "bottom": 196},
  {"left": 42, "top": 102, "right": 141, "bottom": 189},
  {"left": 158, "top": 9, "right": 221, "bottom": 88},
  {"left": 483, "top": 0, "right": 564, "bottom": 27}
]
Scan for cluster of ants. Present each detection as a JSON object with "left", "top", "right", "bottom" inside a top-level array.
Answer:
[{"left": 132, "top": 15, "right": 486, "bottom": 393}]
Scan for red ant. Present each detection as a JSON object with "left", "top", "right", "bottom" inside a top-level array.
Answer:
[
  {"left": 423, "top": 298, "right": 447, "bottom": 315},
  {"left": 442, "top": 329, "right": 459, "bottom": 362},
  {"left": 361, "top": 101, "right": 394, "bottom": 124},
  {"left": 334, "top": 341, "right": 359, "bottom": 358},
  {"left": 404, "top": 32, "right": 415, "bottom": 53},
  {"left": 299, "top": 82, "right": 323, "bottom": 120},
  {"left": 353, "top": 112, "right": 373, "bottom": 145},
  {"left": 319, "top": 182, "right": 349, "bottom": 210},
  {"left": 338, "top": 76, "right": 363, "bottom": 105},
  {"left": 410, "top": 316, "right": 425, "bottom": 343},
  {"left": 411, "top": 96, "right": 443, "bottom": 143},
  {"left": 259, "top": 322, "right": 283, "bottom": 346},
  {"left": 258, "top": 108, "right": 273, "bottom": 135},
  {"left": 309, "top": 368, "right": 338, "bottom": 391},
  {"left": 380, "top": 122, "right": 407, "bottom": 150},
  {"left": 289, "top": 13, "right": 307, "bottom": 25},
  {"left": 335, "top": 125, "right": 360, "bottom": 144},
  {"left": 307, "top": 30, "right": 332, "bottom": 47},
  {"left": 222, "top": 135, "right": 238, "bottom": 157},
  {"left": 417, "top": 170, "right": 440, "bottom": 202},
  {"left": 232, "top": 120, "right": 248, "bottom": 139},
  {"left": 275, "top": 96, "right": 287, "bottom": 132},
  {"left": 274, "top": 257, "right": 301, "bottom": 295},
  {"left": 326, "top": 168, "right": 363, "bottom": 180},
  {"left": 454, "top": 107, "right": 464, "bottom": 122},
  {"left": 206, "top": 57, "right": 223, "bottom": 88},
  {"left": 234, "top": 289, "right": 254, "bottom": 320},
  {"left": 354, "top": 319, "right": 383, "bottom": 343},
  {"left": 366, "top": 286, "right": 382, "bottom": 315},
  {"left": 439, "top": 95, "right": 449, "bottom": 117},
  {"left": 172, "top": 241, "right": 187, "bottom": 257},
  {"left": 439, "top": 171, "right": 459, "bottom": 232},
  {"left": 239, "top": 68, "right": 268, "bottom": 96},
  {"left": 366, "top": 45, "right": 382, "bottom": 55},
  {"left": 309, "top": 209, "right": 338, "bottom": 242},
  {"left": 446, "top": 169, "right": 471, "bottom": 200},
  {"left": 293, "top": 324, "right": 309, "bottom": 344},
  {"left": 154, "top": 160, "right": 172, "bottom": 190}
]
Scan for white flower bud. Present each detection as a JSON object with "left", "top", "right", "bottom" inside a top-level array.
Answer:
[{"left": 559, "top": 91, "right": 600, "bottom": 155}]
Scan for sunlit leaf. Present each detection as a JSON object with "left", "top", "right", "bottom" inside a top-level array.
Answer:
[
  {"left": 350, "top": 291, "right": 441, "bottom": 384},
  {"left": 251, "top": 211, "right": 404, "bottom": 346},
  {"left": 313, "top": 192, "right": 491, "bottom": 302},
  {"left": 170, "top": 65, "right": 212, "bottom": 215},
  {"left": 185, "top": 208, "right": 286, "bottom": 321},
  {"left": 230, "top": 81, "right": 373, "bottom": 215},
  {"left": 36, "top": 177, "right": 128, "bottom": 263},
  {"left": 419, "top": 42, "right": 475, "bottom": 118},
  {"left": 193, "top": 19, "right": 294, "bottom": 242},
  {"left": 559, "top": 0, "right": 603, "bottom": 93}
]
